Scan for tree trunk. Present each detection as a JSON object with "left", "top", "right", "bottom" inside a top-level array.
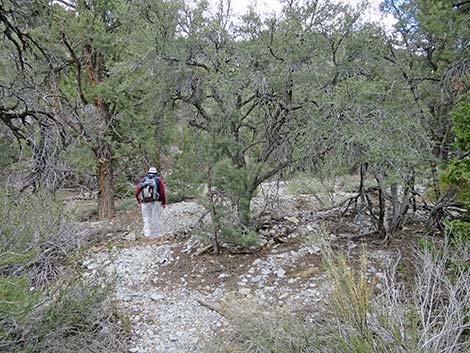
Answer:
[
  {"left": 431, "top": 161, "right": 441, "bottom": 200},
  {"left": 94, "top": 142, "right": 115, "bottom": 219},
  {"left": 231, "top": 149, "right": 253, "bottom": 228},
  {"left": 375, "top": 174, "right": 387, "bottom": 237},
  {"left": 207, "top": 166, "right": 220, "bottom": 255},
  {"left": 238, "top": 192, "right": 252, "bottom": 228},
  {"left": 91, "top": 102, "right": 116, "bottom": 219},
  {"left": 357, "top": 163, "right": 368, "bottom": 212},
  {"left": 83, "top": 43, "right": 116, "bottom": 219},
  {"left": 409, "top": 173, "right": 417, "bottom": 212},
  {"left": 426, "top": 186, "right": 459, "bottom": 233},
  {"left": 389, "top": 182, "right": 410, "bottom": 236}
]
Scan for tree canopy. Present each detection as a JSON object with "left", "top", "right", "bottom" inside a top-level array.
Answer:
[{"left": 0, "top": 0, "right": 468, "bottom": 240}]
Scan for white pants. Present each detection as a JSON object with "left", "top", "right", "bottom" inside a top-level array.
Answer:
[{"left": 141, "top": 202, "right": 162, "bottom": 237}]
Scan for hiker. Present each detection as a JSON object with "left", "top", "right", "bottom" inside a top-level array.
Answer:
[{"left": 135, "top": 167, "right": 166, "bottom": 237}]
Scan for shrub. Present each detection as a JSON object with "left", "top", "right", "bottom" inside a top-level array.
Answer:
[
  {"left": 0, "top": 190, "right": 129, "bottom": 352},
  {"left": 116, "top": 197, "right": 138, "bottom": 212},
  {"left": 320, "top": 244, "right": 469, "bottom": 352},
  {"left": 206, "top": 243, "right": 470, "bottom": 353},
  {"left": 220, "top": 225, "right": 260, "bottom": 248},
  {"left": 1, "top": 275, "right": 129, "bottom": 353},
  {"left": 445, "top": 219, "right": 470, "bottom": 246},
  {"left": 439, "top": 158, "right": 470, "bottom": 206},
  {"left": 0, "top": 137, "right": 18, "bottom": 169},
  {"left": 204, "top": 302, "right": 316, "bottom": 353},
  {"left": 0, "top": 275, "right": 40, "bottom": 336},
  {"left": 37, "top": 277, "right": 129, "bottom": 353},
  {"left": 323, "top": 251, "right": 375, "bottom": 341},
  {"left": 0, "top": 189, "right": 83, "bottom": 285},
  {"left": 165, "top": 182, "right": 203, "bottom": 204}
]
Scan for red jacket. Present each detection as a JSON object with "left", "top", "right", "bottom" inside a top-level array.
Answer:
[{"left": 135, "top": 175, "right": 166, "bottom": 206}]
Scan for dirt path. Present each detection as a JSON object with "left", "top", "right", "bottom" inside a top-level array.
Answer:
[{"left": 82, "top": 189, "right": 404, "bottom": 353}]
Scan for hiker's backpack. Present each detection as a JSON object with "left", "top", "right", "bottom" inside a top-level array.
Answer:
[{"left": 139, "top": 175, "right": 160, "bottom": 203}]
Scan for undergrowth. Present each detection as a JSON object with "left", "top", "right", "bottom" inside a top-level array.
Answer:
[
  {"left": 0, "top": 189, "right": 129, "bottom": 352},
  {"left": 205, "top": 238, "right": 470, "bottom": 353}
]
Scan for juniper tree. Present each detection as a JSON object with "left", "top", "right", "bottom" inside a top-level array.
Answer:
[
  {"left": 382, "top": 0, "right": 469, "bottom": 198},
  {"left": 167, "top": 0, "right": 349, "bottom": 231},
  {"left": 0, "top": 0, "right": 67, "bottom": 191}
]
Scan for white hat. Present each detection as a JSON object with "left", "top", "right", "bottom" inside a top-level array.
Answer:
[{"left": 148, "top": 167, "right": 157, "bottom": 174}]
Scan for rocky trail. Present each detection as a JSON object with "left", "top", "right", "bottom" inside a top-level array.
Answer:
[{"left": 80, "top": 189, "right": 419, "bottom": 353}]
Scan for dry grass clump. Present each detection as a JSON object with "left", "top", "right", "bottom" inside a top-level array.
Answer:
[
  {"left": 36, "top": 278, "right": 129, "bottom": 353},
  {"left": 205, "top": 241, "right": 470, "bottom": 353},
  {"left": 2, "top": 276, "right": 129, "bottom": 353},
  {"left": 0, "top": 190, "right": 129, "bottom": 352},
  {"left": 0, "top": 190, "right": 86, "bottom": 287},
  {"left": 205, "top": 299, "right": 316, "bottom": 353}
]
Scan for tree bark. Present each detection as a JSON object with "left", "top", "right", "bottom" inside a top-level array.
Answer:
[
  {"left": 409, "top": 173, "right": 417, "bottom": 212},
  {"left": 389, "top": 182, "right": 410, "bottom": 236},
  {"left": 375, "top": 174, "right": 387, "bottom": 237},
  {"left": 83, "top": 43, "right": 116, "bottom": 219},
  {"left": 94, "top": 142, "right": 115, "bottom": 219},
  {"left": 431, "top": 161, "right": 441, "bottom": 200},
  {"left": 357, "top": 163, "right": 368, "bottom": 212},
  {"left": 426, "top": 186, "right": 460, "bottom": 232},
  {"left": 207, "top": 166, "right": 220, "bottom": 255},
  {"left": 238, "top": 191, "right": 253, "bottom": 228}
]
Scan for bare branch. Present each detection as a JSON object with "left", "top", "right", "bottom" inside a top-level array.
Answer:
[{"left": 60, "top": 31, "right": 89, "bottom": 105}]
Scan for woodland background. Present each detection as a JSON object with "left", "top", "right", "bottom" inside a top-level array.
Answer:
[{"left": 0, "top": 0, "right": 469, "bottom": 352}]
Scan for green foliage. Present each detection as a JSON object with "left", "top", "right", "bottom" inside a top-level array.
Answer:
[
  {"left": 0, "top": 190, "right": 68, "bottom": 272},
  {"left": 0, "top": 275, "right": 39, "bottom": 324},
  {"left": 116, "top": 197, "right": 138, "bottom": 212},
  {"left": 1, "top": 276, "right": 129, "bottom": 353},
  {"left": 444, "top": 159, "right": 470, "bottom": 186},
  {"left": 445, "top": 220, "right": 470, "bottom": 246},
  {"left": 417, "top": 238, "right": 443, "bottom": 256},
  {"left": 164, "top": 127, "right": 207, "bottom": 203},
  {"left": 0, "top": 190, "right": 86, "bottom": 296},
  {"left": 165, "top": 184, "right": 202, "bottom": 204},
  {"left": 439, "top": 102, "right": 470, "bottom": 207},
  {"left": 113, "top": 173, "right": 136, "bottom": 199},
  {"left": 219, "top": 225, "right": 260, "bottom": 248},
  {"left": 418, "top": 221, "right": 469, "bottom": 274},
  {"left": 41, "top": 277, "right": 111, "bottom": 334},
  {"left": 451, "top": 103, "right": 470, "bottom": 152},
  {"left": 60, "top": 142, "right": 95, "bottom": 183},
  {"left": 2, "top": 0, "right": 458, "bottom": 227},
  {"left": 0, "top": 137, "right": 19, "bottom": 169},
  {"left": 326, "top": 246, "right": 469, "bottom": 352},
  {"left": 0, "top": 248, "right": 38, "bottom": 272},
  {"left": 440, "top": 158, "right": 470, "bottom": 205}
]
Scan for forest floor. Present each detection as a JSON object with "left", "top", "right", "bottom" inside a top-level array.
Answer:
[{"left": 77, "top": 182, "right": 429, "bottom": 353}]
